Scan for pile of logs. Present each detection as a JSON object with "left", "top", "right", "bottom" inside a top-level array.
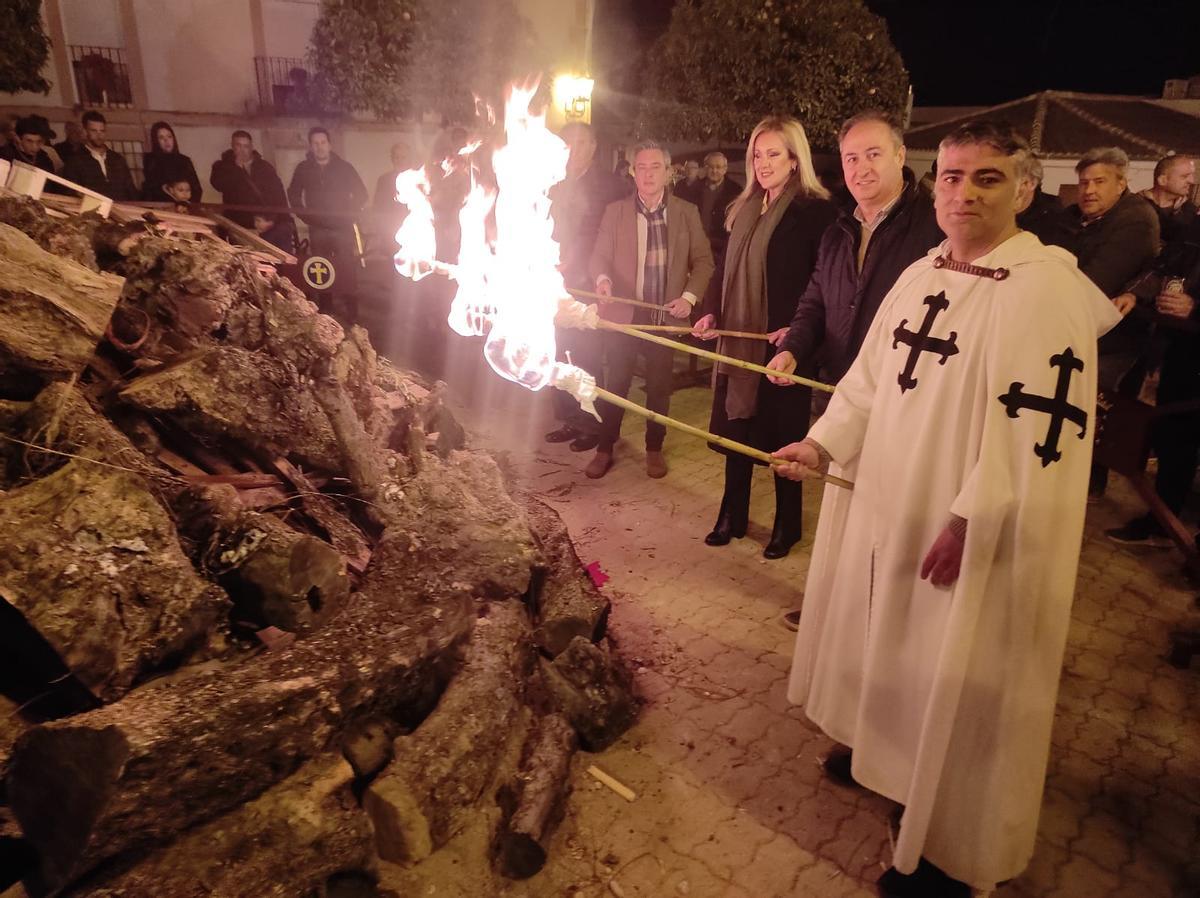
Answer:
[{"left": 0, "top": 193, "right": 635, "bottom": 897}]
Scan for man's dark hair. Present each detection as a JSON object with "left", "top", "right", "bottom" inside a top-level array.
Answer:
[
  {"left": 307, "top": 126, "right": 330, "bottom": 142},
  {"left": 1153, "top": 154, "right": 1190, "bottom": 180},
  {"left": 81, "top": 111, "right": 106, "bottom": 127},
  {"left": 14, "top": 116, "right": 43, "bottom": 138},
  {"left": 231, "top": 129, "right": 252, "bottom": 142},
  {"left": 938, "top": 120, "right": 1034, "bottom": 181},
  {"left": 838, "top": 110, "right": 904, "bottom": 149}
]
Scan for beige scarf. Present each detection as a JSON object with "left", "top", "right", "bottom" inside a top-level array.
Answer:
[{"left": 716, "top": 179, "right": 798, "bottom": 419}]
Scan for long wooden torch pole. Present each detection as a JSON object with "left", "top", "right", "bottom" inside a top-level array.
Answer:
[
  {"left": 591, "top": 386, "right": 853, "bottom": 491},
  {"left": 595, "top": 321, "right": 835, "bottom": 393}
]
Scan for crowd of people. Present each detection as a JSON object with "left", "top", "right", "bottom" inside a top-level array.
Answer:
[
  {"left": 541, "top": 110, "right": 1196, "bottom": 898},
  {"left": 0, "top": 112, "right": 404, "bottom": 271},
  {"left": 3, "top": 95, "right": 1196, "bottom": 898}
]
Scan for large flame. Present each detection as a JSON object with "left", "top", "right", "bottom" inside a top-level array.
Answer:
[
  {"left": 392, "top": 168, "right": 437, "bottom": 281},
  {"left": 393, "top": 83, "right": 584, "bottom": 397}
]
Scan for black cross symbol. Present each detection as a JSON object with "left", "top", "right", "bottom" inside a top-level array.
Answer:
[
  {"left": 997, "top": 347, "right": 1088, "bottom": 467},
  {"left": 892, "top": 292, "right": 959, "bottom": 393}
]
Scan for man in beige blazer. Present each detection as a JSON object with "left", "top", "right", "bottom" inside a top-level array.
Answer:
[{"left": 587, "top": 139, "right": 715, "bottom": 479}]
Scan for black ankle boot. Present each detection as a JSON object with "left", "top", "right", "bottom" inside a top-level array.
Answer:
[
  {"left": 763, "top": 519, "right": 801, "bottom": 558},
  {"left": 764, "top": 475, "right": 802, "bottom": 558},
  {"left": 705, "top": 506, "right": 746, "bottom": 546},
  {"left": 877, "top": 858, "right": 970, "bottom": 898}
]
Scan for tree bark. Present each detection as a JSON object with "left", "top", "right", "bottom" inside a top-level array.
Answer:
[
  {"left": 118, "top": 345, "right": 345, "bottom": 473},
  {"left": 0, "top": 460, "right": 229, "bottom": 706},
  {"left": 0, "top": 223, "right": 123, "bottom": 379},
  {"left": 522, "top": 497, "right": 610, "bottom": 657},
  {"left": 4, "top": 535, "right": 475, "bottom": 896},
  {"left": 68, "top": 756, "right": 377, "bottom": 898},
  {"left": 176, "top": 484, "right": 350, "bottom": 634},
  {"left": 495, "top": 712, "right": 576, "bottom": 879},
  {"left": 540, "top": 637, "right": 637, "bottom": 752},
  {"left": 364, "top": 600, "right": 532, "bottom": 865}
]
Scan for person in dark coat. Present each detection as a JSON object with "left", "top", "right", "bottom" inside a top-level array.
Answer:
[
  {"left": 61, "top": 111, "right": 136, "bottom": 201},
  {"left": 689, "top": 152, "right": 743, "bottom": 258},
  {"left": 53, "top": 121, "right": 86, "bottom": 167},
  {"left": 0, "top": 115, "right": 55, "bottom": 174},
  {"left": 1139, "top": 154, "right": 1196, "bottom": 247},
  {"left": 1067, "top": 147, "right": 1161, "bottom": 498},
  {"left": 209, "top": 130, "right": 293, "bottom": 250},
  {"left": 692, "top": 116, "right": 837, "bottom": 559},
  {"left": 766, "top": 111, "right": 942, "bottom": 616},
  {"left": 1016, "top": 156, "right": 1072, "bottom": 248},
  {"left": 370, "top": 140, "right": 416, "bottom": 243},
  {"left": 1106, "top": 217, "right": 1200, "bottom": 546},
  {"left": 287, "top": 126, "right": 368, "bottom": 261},
  {"left": 141, "top": 121, "right": 202, "bottom": 203},
  {"left": 769, "top": 113, "right": 944, "bottom": 393},
  {"left": 545, "top": 122, "right": 629, "bottom": 451}
]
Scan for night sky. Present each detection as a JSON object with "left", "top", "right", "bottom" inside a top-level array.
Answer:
[{"left": 600, "top": 0, "right": 1200, "bottom": 109}]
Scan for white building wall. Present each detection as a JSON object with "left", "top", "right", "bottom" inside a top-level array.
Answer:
[
  {"left": 262, "top": 0, "right": 320, "bottom": 59},
  {"left": 134, "top": 0, "right": 257, "bottom": 115},
  {"left": 60, "top": 0, "right": 123, "bottom": 47}
]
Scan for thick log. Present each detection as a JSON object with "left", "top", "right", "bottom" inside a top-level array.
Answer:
[
  {"left": 177, "top": 484, "right": 349, "bottom": 633},
  {"left": 364, "top": 601, "right": 533, "bottom": 865},
  {"left": 0, "top": 223, "right": 123, "bottom": 379},
  {"left": 18, "top": 382, "right": 165, "bottom": 486},
  {"left": 540, "top": 637, "right": 637, "bottom": 752},
  {"left": 0, "top": 195, "right": 101, "bottom": 271},
  {"left": 522, "top": 497, "right": 610, "bottom": 657},
  {"left": 68, "top": 756, "right": 377, "bottom": 898},
  {"left": 495, "top": 712, "right": 577, "bottom": 879},
  {"left": 0, "top": 459, "right": 229, "bottom": 705},
  {"left": 118, "top": 345, "right": 344, "bottom": 473},
  {"left": 267, "top": 456, "right": 371, "bottom": 573},
  {"left": 4, "top": 527, "right": 477, "bottom": 896}
]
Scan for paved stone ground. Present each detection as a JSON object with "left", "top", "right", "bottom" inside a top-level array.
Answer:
[{"left": 428, "top": 353, "right": 1199, "bottom": 898}]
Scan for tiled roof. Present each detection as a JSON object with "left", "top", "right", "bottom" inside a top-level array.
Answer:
[{"left": 905, "top": 91, "right": 1200, "bottom": 160}]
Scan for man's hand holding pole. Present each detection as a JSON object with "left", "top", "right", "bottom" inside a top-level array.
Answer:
[{"left": 766, "top": 350, "right": 798, "bottom": 386}]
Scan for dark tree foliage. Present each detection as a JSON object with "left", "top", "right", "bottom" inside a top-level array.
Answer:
[
  {"left": 309, "top": 0, "right": 541, "bottom": 123},
  {"left": 640, "top": 0, "right": 910, "bottom": 149},
  {"left": 1, "top": 0, "right": 52, "bottom": 95}
]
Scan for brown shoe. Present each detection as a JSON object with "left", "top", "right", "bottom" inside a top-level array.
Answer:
[
  {"left": 645, "top": 450, "right": 667, "bottom": 479},
  {"left": 584, "top": 450, "right": 613, "bottom": 479}
]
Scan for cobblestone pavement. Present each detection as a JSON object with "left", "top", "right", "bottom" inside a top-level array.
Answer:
[{"left": 453, "top": 367, "right": 1199, "bottom": 898}]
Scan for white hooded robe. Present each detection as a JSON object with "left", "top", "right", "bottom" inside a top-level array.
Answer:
[{"left": 788, "top": 231, "right": 1122, "bottom": 890}]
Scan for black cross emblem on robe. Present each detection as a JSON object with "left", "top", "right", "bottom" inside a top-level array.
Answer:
[
  {"left": 997, "top": 347, "right": 1088, "bottom": 467},
  {"left": 892, "top": 292, "right": 959, "bottom": 393}
]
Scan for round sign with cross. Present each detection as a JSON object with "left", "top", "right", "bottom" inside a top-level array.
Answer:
[{"left": 302, "top": 256, "right": 336, "bottom": 290}]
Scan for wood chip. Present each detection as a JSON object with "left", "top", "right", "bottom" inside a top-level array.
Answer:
[{"left": 586, "top": 765, "right": 636, "bottom": 802}]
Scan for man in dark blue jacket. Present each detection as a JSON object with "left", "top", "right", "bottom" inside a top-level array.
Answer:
[
  {"left": 768, "top": 111, "right": 943, "bottom": 393},
  {"left": 765, "top": 110, "right": 943, "bottom": 633}
]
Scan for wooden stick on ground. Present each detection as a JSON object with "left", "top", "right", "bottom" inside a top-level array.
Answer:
[
  {"left": 592, "top": 386, "right": 853, "bottom": 491},
  {"left": 596, "top": 320, "right": 835, "bottom": 394}
]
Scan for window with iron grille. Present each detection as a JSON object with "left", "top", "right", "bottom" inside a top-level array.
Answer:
[
  {"left": 110, "top": 139, "right": 145, "bottom": 190},
  {"left": 254, "top": 56, "right": 319, "bottom": 114},
  {"left": 70, "top": 46, "right": 134, "bottom": 108}
]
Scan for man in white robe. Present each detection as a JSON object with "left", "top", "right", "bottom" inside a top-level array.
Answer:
[{"left": 774, "top": 122, "right": 1123, "bottom": 896}]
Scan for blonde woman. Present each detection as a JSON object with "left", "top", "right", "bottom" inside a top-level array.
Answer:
[{"left": 692, "top": 116, "right": 836, "bottom": 558}]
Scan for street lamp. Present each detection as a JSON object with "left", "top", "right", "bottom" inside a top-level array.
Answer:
[{"left": 552, "top": 74, "right": 594, "bottom": 123}]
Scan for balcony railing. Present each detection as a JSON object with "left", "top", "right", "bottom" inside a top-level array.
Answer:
[
  {"left": 254, "top": 56, "right": 322, "bottom": 115},
  {"left": 70, "top": 45, "right": 134, "bottom": 108}
]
